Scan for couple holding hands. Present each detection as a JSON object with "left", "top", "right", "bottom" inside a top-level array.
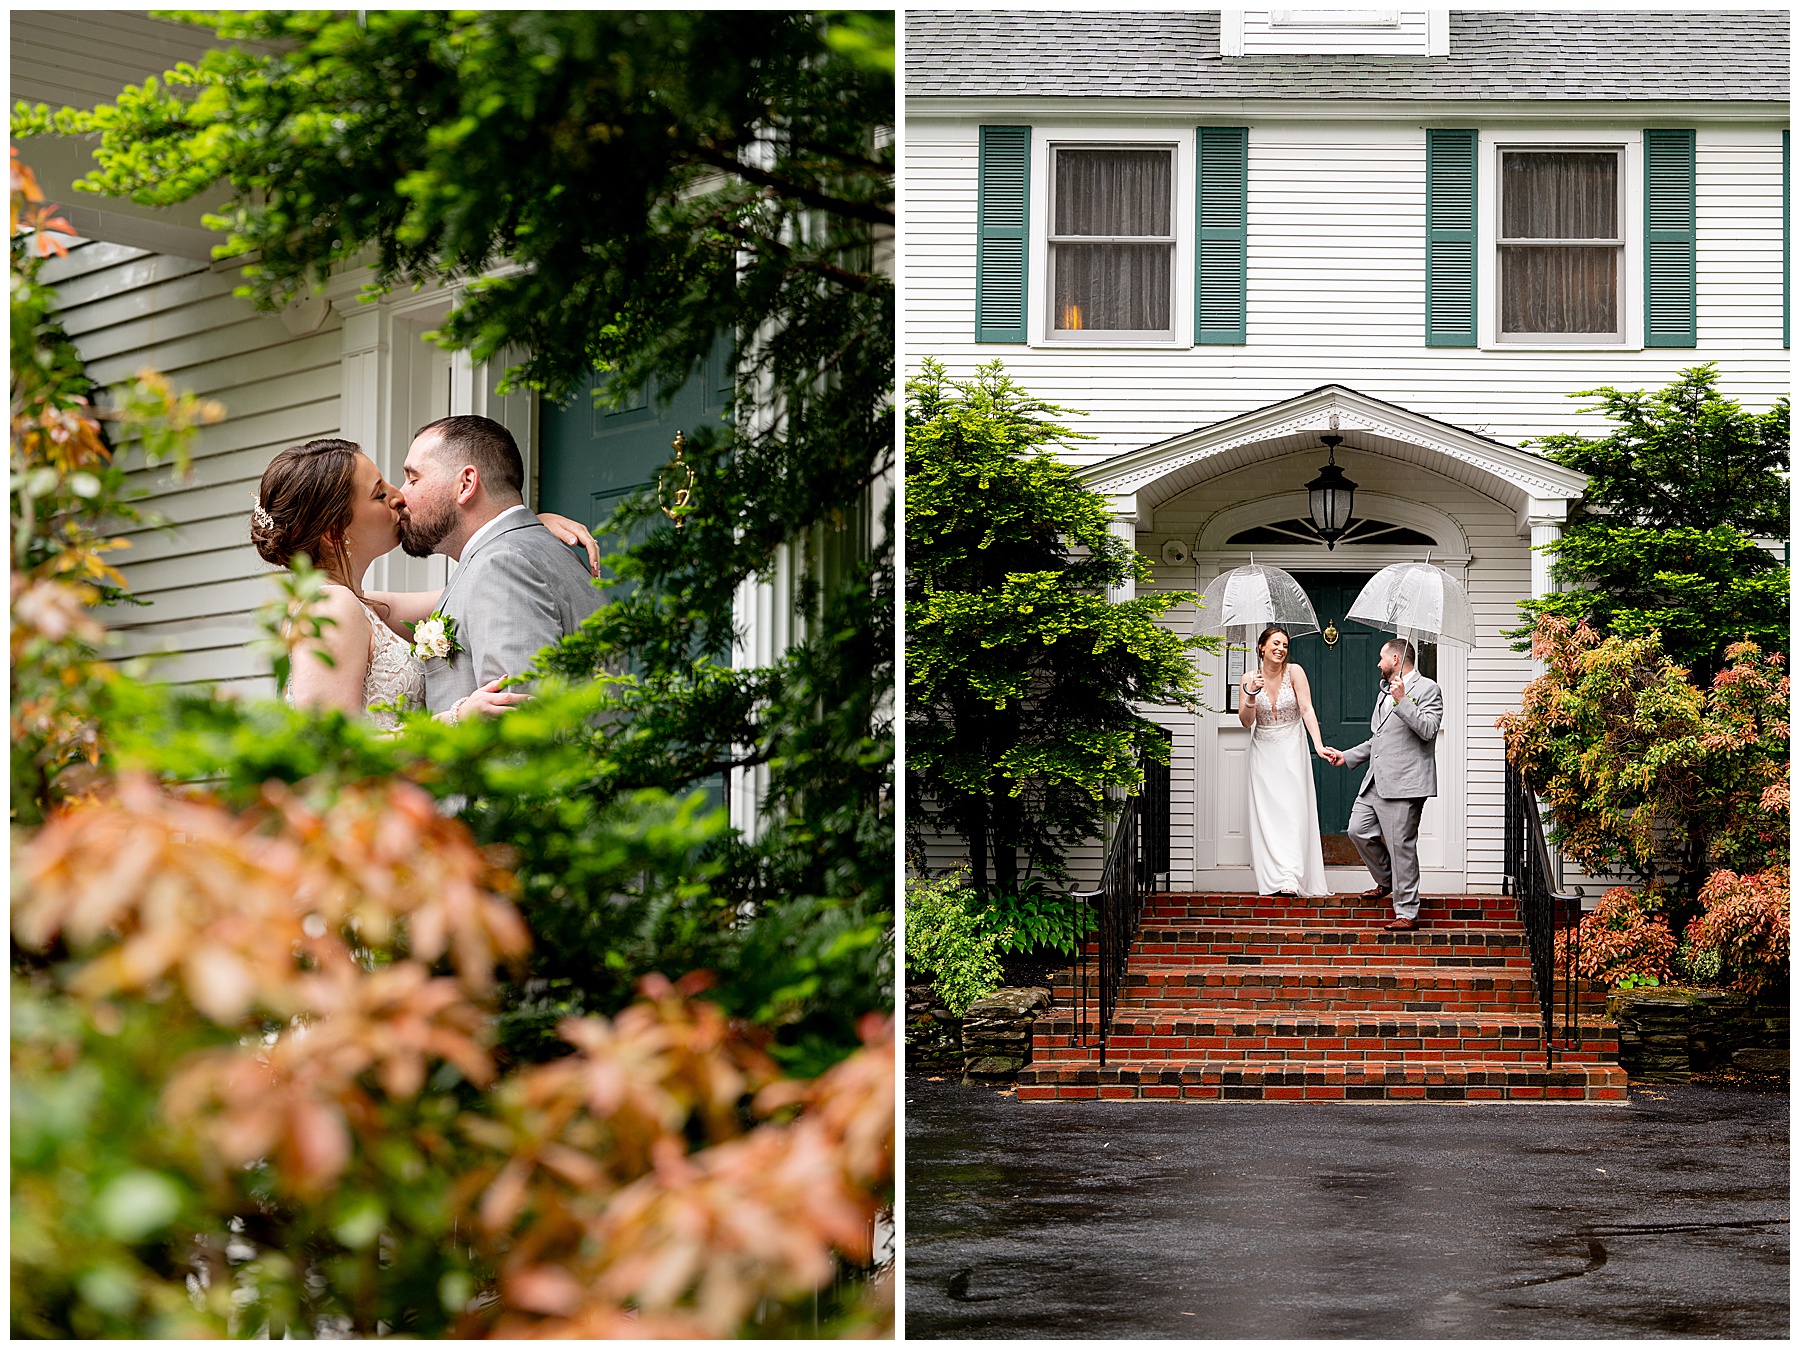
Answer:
[{"left": 1237, "top": 625, "right": 1442, "bottom": 930}]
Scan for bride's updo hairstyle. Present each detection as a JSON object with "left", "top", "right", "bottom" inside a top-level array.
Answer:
[
  {"left": 1256, "top": 625, "right": 1291, "bottom": 664},
  {"left": 251, "top": 438, "right": 361, "bottom": 584}
]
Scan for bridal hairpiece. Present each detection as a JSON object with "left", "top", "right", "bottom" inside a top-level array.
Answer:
[{"left": 252, "top": 499, "right": 275, "bottom": 530}]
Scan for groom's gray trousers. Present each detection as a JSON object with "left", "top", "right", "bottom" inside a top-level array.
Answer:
[
  {"left": 1339, "top": 671, "right": 1443, "bottom": 922},
  {"left": 1347, "top": 789, "right": 1426, "bottom": 921}
]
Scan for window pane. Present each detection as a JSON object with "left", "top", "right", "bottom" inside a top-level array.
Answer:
[
  {"left": 1054, "top": 242, "right": 1172, "bottom": 331},
  {"left": 1055, "top": 149, "right": 1173, "bottom": 236},
  {"left": 1501, "top": 152, "right": 1618, "bottom": 239},
  {"left": 1500, "top": 245, "right": 1619, "bottom": 333}
]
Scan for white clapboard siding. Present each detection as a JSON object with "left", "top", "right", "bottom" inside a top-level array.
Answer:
[
  {"left": 906, "top": 118, "right": 1788, "bottom": 467},
  {"left": 44, "top": 238, "right": 344, "bottom": 698}
]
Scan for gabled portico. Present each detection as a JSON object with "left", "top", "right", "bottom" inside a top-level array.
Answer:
[{"left": 1076, "top": 384, "right": 1588, "bottom": 895}]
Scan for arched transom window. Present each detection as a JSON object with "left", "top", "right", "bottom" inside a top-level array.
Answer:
[{"left": 1226, "top": 517, "right": 1438, "bottom": 547}]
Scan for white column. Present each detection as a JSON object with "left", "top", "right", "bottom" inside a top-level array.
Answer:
[
  {"left": 1525, "top": 510, "right": 1564, "bottom": 676},
  {"left": 1106, "top": 516, "right": 1139, "bottom": 604}
]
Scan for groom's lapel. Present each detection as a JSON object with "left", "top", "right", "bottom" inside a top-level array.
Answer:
[{"left": 438, "top": 514, "right": 537, "bottom": 613}]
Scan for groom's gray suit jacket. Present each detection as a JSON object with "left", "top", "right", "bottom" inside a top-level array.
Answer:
[
  {"left": 1339, "top": 671, "right": 1443, "bottom": 800},
  {"left": 421, "top": 512, "right": 602, "bottom": 714}
]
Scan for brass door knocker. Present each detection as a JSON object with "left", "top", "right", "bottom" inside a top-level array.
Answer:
[
  {"left": 1322, "top": 620, "right": 1340, "bottom": 647},
  {"left": 658, "top": 429, "right": 695, "bottom": 529}
]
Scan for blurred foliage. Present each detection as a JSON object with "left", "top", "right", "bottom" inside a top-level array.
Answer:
[
  {"left": 11, "top": 108, "right": 894, "bottom": 1339},
  {"left": 1511, "top": 365, "right": 1788, "bottom": 680},
  {"left": 14, "top": 6, "right": 894, "bottom": 1069},
  {"left": 906, "top": 359, "right": 1211, "bottom": 898},
  {"left": 10, "top": 149, "right": 222, "bottom": 821},
  {"left": 13, "top": 773, "right": 894, "bottom": 1337},
  {"left": 1498, "top": 617, "right": 1788, "bottom": 921}
]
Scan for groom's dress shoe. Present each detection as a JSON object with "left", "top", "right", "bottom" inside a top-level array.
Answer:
[
  {"left": 1383, "top": 917, "right": 1421, "bottom": 931},
  {"left": 1359, "top": 885, "right": 1391, "bottom": 900}
]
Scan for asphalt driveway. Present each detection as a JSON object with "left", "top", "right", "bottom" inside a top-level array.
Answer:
[{"left": 904, "top": 1076, "right": 1788, "bottom": 1339}]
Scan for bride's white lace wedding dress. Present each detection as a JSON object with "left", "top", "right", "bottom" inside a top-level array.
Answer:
[
  {"left": 285, "top": 597, "right": 425, "bottom": 731},
  {"left": 1246, "top": 671, "right": 1330, "bottom": 898},
  {"left": 358, "top": 599, "right": 426, "bottom": 730}
]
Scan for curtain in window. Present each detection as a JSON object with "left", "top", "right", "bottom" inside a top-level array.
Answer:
[
  {"left": 1053, "top": 149, "right": 1173, "bottom": 333},
  {"left": 1500, "top": 151, "right": 1620, "bottom": 335}
]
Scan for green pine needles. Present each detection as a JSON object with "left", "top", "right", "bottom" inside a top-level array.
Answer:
[{"left": 905, "top": 360, "right": 1215, "bottom": 899}]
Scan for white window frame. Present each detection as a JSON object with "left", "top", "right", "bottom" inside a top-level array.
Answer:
[
  {"left": 1480, "top": 129, "right": 1643, "bottom": 350},
  {"left": 1028, "top": 125, "right": 1195, "bottom": 348}
]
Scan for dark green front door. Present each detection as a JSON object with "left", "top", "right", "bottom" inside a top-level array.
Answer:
[
  {"left": 536, "top": 339, "right": 733, "bottom": 812},
  {"left": 537, "top": 334, "right": 733, "bottom": 541},
  {"left": 1285, "top": 573, "right": 1383, "bottom": 834}
]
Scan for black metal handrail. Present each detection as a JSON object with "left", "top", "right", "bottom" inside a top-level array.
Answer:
[
  {"left": 1071, "top": 731, "right": 1171, "bottom": 1065},
  {"left": 1502, "top": 760, "right": 1583, "bottom": 1068}
]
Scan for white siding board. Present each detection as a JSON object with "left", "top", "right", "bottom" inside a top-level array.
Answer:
[
  {"left": 906, "top": 119, "right": 1787, "bottom": 466},
  {"left": 43, "top": 235, "right": 345, "bottom": 700}
]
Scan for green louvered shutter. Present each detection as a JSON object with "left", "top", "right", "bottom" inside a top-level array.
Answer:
[
  {"left": 1424, "top": 129, "right": 1477, "bottom": 347},
  {"left": 975, "top": 126, "right": 1030, "bottom": 343},
  {"left": 1783, "top": 130, "right": 1789, "bottom": 350},
  {"left": 1195, "top": 126, "right": 1248, "bottom": 345},
  {"left": 1643, "top": 128, "right": 1697, "bottom": 348}
]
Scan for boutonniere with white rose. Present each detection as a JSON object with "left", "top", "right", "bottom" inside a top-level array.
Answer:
[{"left": 411, "top": 610, "right": 460, "bottom": 663}]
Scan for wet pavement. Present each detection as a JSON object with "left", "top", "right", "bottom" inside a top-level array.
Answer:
[{"left": 905, "top": 1076, "right": 1788, "bottom": 1339}]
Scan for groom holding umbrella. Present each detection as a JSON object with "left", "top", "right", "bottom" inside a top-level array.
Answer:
[{"left": 1320, "top": 561, "right": 1471, "bottom": 931}]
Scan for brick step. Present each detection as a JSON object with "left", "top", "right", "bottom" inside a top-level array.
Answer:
[
  {"left": 1107, "top": 965, "right": 1541, "bottom": 1014},
  {"left": 1029, "top": 1013, "right": 1619, "bottom": 1066},
  {"left": 1016, "top": 1058, "right": 1630, "bottom": 1103},
  {"left": 1122, "top": 928, "right": 1533, "bottom": 968},
  {"left": 1136, "top": 901, "right": 1522, "bottom": 928}
]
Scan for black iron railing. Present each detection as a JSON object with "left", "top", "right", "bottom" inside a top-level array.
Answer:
[
  {"left": 1502, "top": 760, "right": 1584, "bottom": 1068},
  {"left": 1072, "top": 730, "right": 1172, "bottom": 1065}
]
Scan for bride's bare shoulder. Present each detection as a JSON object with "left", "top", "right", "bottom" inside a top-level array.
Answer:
[{"left": 308, "top": 584, "right": 372, "bottom": 639}]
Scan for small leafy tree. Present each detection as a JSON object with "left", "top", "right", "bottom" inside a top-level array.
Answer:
[
  {"left": 1512, "top": 365, "right": 1788, "bottom": 679},
  {"left": 1497, "top": 617, "right": 1788, "bottom": 919},
  {"left": 906, "top": 359, "right": 1212, "bottom": 898}
]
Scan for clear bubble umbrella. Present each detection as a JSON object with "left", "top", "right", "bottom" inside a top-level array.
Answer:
[
  {"left": 1197, "top": 559, "right": 1321, "bottom": 647},
  {"left": 1346, "top": 560, "right": 1476, "bottom": 649}
]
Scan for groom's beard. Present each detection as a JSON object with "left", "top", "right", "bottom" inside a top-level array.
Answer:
[{"left": 398, "top": 500, "right": 455, "bottom": 558}]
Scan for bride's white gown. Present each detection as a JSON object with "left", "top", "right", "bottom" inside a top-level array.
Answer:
[
  {"left": 285, "top": 597, "right": 426, "bottom": 731},
  {"left": 1246, "top": 672, "right": 1330, "bottom": 897}
]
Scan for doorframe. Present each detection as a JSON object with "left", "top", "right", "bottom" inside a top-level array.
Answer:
[{"left": 1188, "top": 543, "right": 1469, "bottom": 893}]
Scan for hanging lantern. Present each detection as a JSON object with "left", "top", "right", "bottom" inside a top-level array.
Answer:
[{"left": 1307, "top": 433, "right": 1358, "bottom": 550}]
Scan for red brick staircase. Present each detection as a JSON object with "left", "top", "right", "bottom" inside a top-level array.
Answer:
[{"left": 1020, "top": 891, "right": 1626, "bottom": 1103}]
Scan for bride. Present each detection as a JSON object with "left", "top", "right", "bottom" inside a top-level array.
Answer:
[
  {"left": 1237, "top": 625, "right": 1331, "bottom": 898},
  {"left": 250, "top": 437, "right": 600, "bottom": 730}
]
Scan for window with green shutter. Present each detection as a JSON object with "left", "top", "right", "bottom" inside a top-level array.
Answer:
[
  {"left": 975, "top": 125, "right": 1030, "bottom": 343},
  {"left": 1643, "top": 128, "right": 1697, "bottom": 348},
  {"left": 1194, "top": 126, "right": 1248, "bottom": 345},
  {"left": 1425, "top": 129, "right": 1477, "bottom": 347}
]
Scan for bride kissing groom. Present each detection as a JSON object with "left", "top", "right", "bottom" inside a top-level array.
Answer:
[{"left": 252, "top": 415, "right": 603, "bottom": 729}]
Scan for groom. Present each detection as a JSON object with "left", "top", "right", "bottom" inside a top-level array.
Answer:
[
  {"left": 397, "top": 414, "right": 602, "bottom": 719},
  {"left": 1322, "top": 638, "right": 1443, "bottom": 931}
]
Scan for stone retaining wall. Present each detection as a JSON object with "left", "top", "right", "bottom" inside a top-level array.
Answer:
[{"left": 1608, "top": 986, "right": 1789, "bottom": 1081}]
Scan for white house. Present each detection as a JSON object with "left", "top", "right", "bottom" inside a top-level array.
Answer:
[
  {"left": 905, "top": 9, "right": 1788, "bottom": 895},
  {"left": 14, "top": 11, "right": 891, "bottom": 834}
]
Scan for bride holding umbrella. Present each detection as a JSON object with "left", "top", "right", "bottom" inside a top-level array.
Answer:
[{"left": 1199, "top": 561, "right": 1334, "bottom": 899}]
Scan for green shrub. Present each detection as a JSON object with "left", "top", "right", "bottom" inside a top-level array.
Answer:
[
  {"left": 1554, "top": 887, "right": 1677, "bottom": 990},
  {"left": 905, "top": 874, "right": 1008, "bottom": 1016},
  {"left": 982, "top": 887, "right": 1094, "bottom": 958},
  {"left": 1685, "top": 865, "right": 1790, "bottom": 996}
]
